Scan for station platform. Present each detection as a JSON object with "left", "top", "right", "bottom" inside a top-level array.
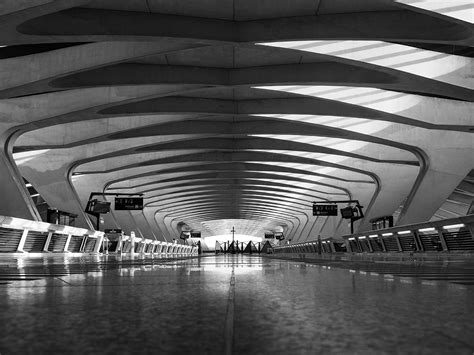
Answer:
[{"left": 1, "top": 254, "right": 473, "bottom": 354}]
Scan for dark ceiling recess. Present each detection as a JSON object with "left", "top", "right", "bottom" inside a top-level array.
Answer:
[{"left": 0, "top": 43, "right": 90, "bottom": 59}]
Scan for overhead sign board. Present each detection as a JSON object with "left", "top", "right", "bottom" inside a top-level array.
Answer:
[
  {"left": 104, "top": 229, "right": 123, "bottom": 234},
  {"left": 115, "top": 197, "right": 143, "bottom": 210},
  {"left": 313, "top": 204, "right": 338, "bottom": 216}
]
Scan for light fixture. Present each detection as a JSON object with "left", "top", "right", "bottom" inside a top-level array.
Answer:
[
  {"left": 348, "top": 237, "right": 355, "bottom": 241},
  {"left": 398, "top": 230, "right": 411, "bottom": 235},
  {"left": 418, "top": 227, "right": 436, "bottom": 232},
  {"left": 381, "top": 233, "right": 392, "bottom": 236},
  {"left": 359, "top": 236, "right": 366, "bottom": 239},
  {"left": 442, "top": 224, "right": 465, "bottom": 229},
  {"left": 370, "top": 234, "right": 380, "bottom": 238}
]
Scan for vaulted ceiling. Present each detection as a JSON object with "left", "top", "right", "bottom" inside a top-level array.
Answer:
[{"left": 0, "top": 0, "right": 473, "bottom": 241}]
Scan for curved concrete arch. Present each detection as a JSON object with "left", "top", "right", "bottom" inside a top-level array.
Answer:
[
  {"left": 102, "top": 161, "right": 374, "bottom": 184},
  {"left": 100, "top": 96, "right": 471, "bottom": 132},
  {"left": 124, "top": 179, "right": 340, "bottom": 201},
  {"left": 13, "top": 8, "right": 473, "bottom": 45},
  {"left": 147, "top": 191, "right": 313, "bottom": 213},
  {"left": 143, "top": 184, "right": 342, "bottom": 204},
  {"left": 3, "top": 59, "right": 467, "bottom": 102},
  {"left": 1, "top": 1, "right": 471, "bottom": 240},
  {"left": 158, "top": 202, "right": 306, "bottom": 229}
]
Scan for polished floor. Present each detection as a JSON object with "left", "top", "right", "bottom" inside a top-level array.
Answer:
[{"left": 1, "top": 254, "right": 473, "bottom": 354}]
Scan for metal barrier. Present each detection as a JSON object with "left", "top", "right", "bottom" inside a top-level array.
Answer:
[
  {"left": 0, "top": 215, "right": 198, "bottom": 256},
  {"left": 273, "top": 215, "right": 474, "bottom": 254}
]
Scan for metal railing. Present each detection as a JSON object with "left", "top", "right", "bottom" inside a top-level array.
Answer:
[
  {"left": 273, "top": 215, "right": 474, "bottom": 254},
  {"left": 0, "top": 215, "right": 198, "bottom": 255}
]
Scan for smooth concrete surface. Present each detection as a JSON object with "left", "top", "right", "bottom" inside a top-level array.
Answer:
[{"left": 1, "top": 254, "right": 474, "bottom": 354}]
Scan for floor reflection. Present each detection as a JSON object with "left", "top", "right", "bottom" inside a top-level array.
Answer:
[{"left": 0, "top": 254, "right": 473, "bottom": 354}]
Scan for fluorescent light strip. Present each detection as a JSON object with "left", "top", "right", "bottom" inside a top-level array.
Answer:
[
  {"left": 381, "top": 233, "right": 392, "bottom": 237},
  {"left": 442, "top": 224, "right": 465, "bottom": 229},
  {"left": 348, "top": 237, "right": 355, "bottom": 241},
  {"left": 398, "top": 230, "right": 411, "bottom": 235},
  {"left": 359, "top": 236, "right": 366, "bottom": 239},
  {"left": 418, "top": 227, "right": 436, "bottom": 232}
]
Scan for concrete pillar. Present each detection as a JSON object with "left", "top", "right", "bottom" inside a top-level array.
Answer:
[{"left": 0, "top": 148, "right": 40, "bottom": 220}]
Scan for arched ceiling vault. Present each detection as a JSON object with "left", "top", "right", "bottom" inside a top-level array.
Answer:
[{"left": 1, "top": 0, "right": 472, "bottom": 240}]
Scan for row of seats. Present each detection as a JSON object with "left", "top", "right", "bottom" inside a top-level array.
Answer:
[
  {"left": 0, "top": 215, "right": 197, "bottom": 255},
  {"left": 273, "top": 215, "right": 474, "bottom": 254}
]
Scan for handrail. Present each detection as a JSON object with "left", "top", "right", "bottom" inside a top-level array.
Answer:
[
  {"left": 341, "top": 214, "right": 474, "bottom": 241},
  {"left": 0, "top": 215, "right": 199, "bottom": 255},
  {"left": 0, "top": 215, "right": 102, "bottom": 238},
  {"left": 273, "top": 215, "right": 474, "bottom": 254}
]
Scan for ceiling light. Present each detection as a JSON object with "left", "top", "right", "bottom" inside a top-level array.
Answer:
[
  {"left": 442, "top": 224, "right": 465, "bottom": 229},
  {"left": 418, "top": 227, "right": 436, "bottom": 232}
]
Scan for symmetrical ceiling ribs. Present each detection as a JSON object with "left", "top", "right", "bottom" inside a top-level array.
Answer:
[{"left": 0, "top": 0, "right": 472, "bottom": 242}]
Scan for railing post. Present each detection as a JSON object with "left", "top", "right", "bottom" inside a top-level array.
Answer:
[
  {"left": 345, "top": 239, "right": 352, "bottom": 252},
  {"left": 364, "top": 237, "right": 373, "bottom": 252},
  {"left": 412, "top": 231, "right": 424, "bottom": 252},
  {"left": 467, "top": 222, "right": 474, "bottom": 241},
  {"left": 79, "top": 235, "right": 88, "bottom": 252},
  {"left": 63, "top": 234, "right": 72, "bottom": 252},
  {"left": 93, "top": 235, "right": 103, "bottom": 253},
  {"left": 43, "top": 231, "right": 53, "bottom": 252},
  {"left": 17, "top": 229, "right": 29, "bottom": 252},
  {"left": 394, "top": 235, "right": 403, "bottom": 252},
  {"left": 437, "top": 228, "right": 449, "bottom": 251}
]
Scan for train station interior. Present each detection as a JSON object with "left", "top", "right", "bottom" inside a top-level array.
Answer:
[{"left": 0, "top": 0, "right": 473, "bottom": 354}]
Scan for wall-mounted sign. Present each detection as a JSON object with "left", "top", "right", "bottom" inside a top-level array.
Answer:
[
  {"left": 313, "top": 204, "right": 338, "bottom": 216},
  {"left": 264, "top": 233, "right": 274, "bottom": 239},
  {"left": 115, "top": 197, "right": 143, "bottom": 210},
  {"left": 190, "top": 232, "right": 201, "bottom": 238}
]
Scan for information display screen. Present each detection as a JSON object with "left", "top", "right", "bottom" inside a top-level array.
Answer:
[
  {"left": 340, "top": 207, "right": 355, "bottom": 219},
  {"left": 190, "top": 232, "right": 201, "bottom": 238},
  {"left": 115, "top": 197, "right": 143, "bottom": 210},
  {"left": 264, "top": 233, "right": 274, "bottom": 239},
  {"left": 313, "top": 204, "right": 338, "bottom": 216},
  {"left": 85, "top": 199, "right": 111, "bottom": 214}
]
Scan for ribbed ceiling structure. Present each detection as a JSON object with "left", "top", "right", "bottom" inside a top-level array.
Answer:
[{"left": 0, "top": 0, "right": 472, "bottom": 242}]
